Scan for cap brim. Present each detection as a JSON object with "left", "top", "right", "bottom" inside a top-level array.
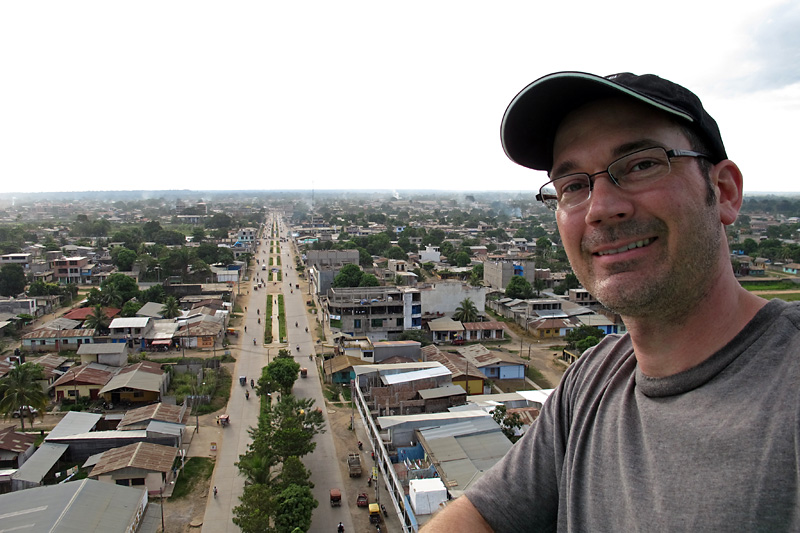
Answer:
[{"left": 501, "top": 72, "right": 693, "bottom": 171}]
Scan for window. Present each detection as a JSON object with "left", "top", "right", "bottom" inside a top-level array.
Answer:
[
  {"left": 396, "top": 318, "right": 403, "bottom": 327},
  {"left": 68, "top": 390, "right": 77, "bottom": 397},
  {"left": 133, "top": 391, "right": 144, "bottom": 398},
  {"left": 371, "top": 318, "right": 383, "bottom": 328},
  {"left": 354, "top": 319, "right": 361, "bottom": 328},
  {"left": 131, "top": 478, "right": 145, "bottom": 486}
]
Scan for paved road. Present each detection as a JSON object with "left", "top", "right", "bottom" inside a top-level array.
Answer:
[{"left": 201, "top": 217, "right": 353, "bottom": 532}]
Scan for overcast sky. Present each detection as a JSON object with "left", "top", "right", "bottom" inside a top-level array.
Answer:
[{"left": 2, "top": 0, "right": 798, "bottom": 195}]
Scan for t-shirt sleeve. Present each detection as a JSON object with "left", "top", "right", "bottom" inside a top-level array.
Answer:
[{"left": 464, "top": 382, "right": 569, "bottom": 533}]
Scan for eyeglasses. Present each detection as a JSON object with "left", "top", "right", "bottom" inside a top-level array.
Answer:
[{"left": 536, "top": 147, "right": 708, "bottom": 211}]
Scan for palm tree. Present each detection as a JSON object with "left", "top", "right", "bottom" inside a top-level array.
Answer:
[
  {"left": 161, "top": 296, "right": 181, "bottom": 319},
  {"left": 100, "top": 285, "right": 123, "bottom": 308},
  {"left": 0, "top": 363, "right": 49, "bottom": 430},
  {"left": 83, "top": 304, "right": 111, "bottom": 333},
  {"left": 453, "top": 297, "right": 479, "bottom": 323}
]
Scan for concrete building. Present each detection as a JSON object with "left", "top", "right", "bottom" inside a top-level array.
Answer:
[
  {"left": 483, "top": 259, "right": 536, "bottom": 290},
  {"left": 418, "top": 281, "right": 486, "bottom": 318},
  {"left": 326, "top": 286, "right": 422, "bottom": 341}
]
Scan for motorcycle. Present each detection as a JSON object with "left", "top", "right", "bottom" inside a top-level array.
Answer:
[
  {"left": 296, "top": 344, "right": 300, "bottom": 352},
  {"left": 250, "top": 379, "right": 254, "bottom": 388},
  {"left": 253, "top": 339, "right": 257, "bottom": 345},
  {"left": 245, "top": 390, "right": 250, "bottom": 400},
  {"left": 258, "top": 318, "right": 261, "bottom": 324}
]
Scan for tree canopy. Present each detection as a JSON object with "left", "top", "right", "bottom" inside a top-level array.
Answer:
[
  {"left": 0, "top": 264, "right": 26, "bottom": 297},
  {"left": 505, "top": 275, "right": 534, "bottom": 299}
]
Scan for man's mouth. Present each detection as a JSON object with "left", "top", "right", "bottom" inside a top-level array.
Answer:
[{"left": 595, "top": 238, "right": 654, "bottom": 257}]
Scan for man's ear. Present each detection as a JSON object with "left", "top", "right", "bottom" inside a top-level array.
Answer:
[{"left": 713, "top": 160, "right": 743, "bottom": 225}]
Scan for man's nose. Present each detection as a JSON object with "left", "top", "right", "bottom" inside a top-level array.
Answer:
[{"left": 584, "top": 174, "right": 633, "bottom": 224}]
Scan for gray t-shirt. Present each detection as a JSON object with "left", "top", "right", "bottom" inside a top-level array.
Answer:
[{"left": 466, "top": 299, "right": 800, "bottom": 532}]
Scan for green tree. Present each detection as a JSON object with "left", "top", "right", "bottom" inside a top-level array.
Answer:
[
  {"left": 385, "top": 246, "right": 406, "bottom": 260},
  {"left": 191, "top": 227, "right": 206, "bottom": 243},
  {"left": 0, "top": 264, "right": 26, "bottom": 297},
  {"left": 264, "top": 357, "right": 301, "bottom": 396},
  {"left": 273, "top": 484, "right": 317, "bottom": 533},
  {"left": 453, "top": 251, "right": 471, "bottom": 267},
  {"left": 533, "top": 279, "right": 546, "bottom": 297},
  {"left": 0, "top": 363, "right": 48, "bottom": 430},
  {"left": 112, "top": 247, "right": 137, "bottom": 271},
  {"left": 358, "top": 247, "right": 372, "bottom": 266},
  {"left": 232, "top": 483, "right": 276, "bottom": 533},
  {"left": 358, "top": 273, "right": 380, "bottom": 287},
  {"left": 740, "top": 238, "right": 758, "bottom": 256},
  {"left": 84, "top": 304, "right": 111, "bottom": 333},
  {"left": 102, "top": 273, "right": 141, "bottom": 303},
  {"left": 332, "top": 264, "right": 363, "bottom": 288},
  {"left": 142, "top": 220, "right": 163, "bottom": 241},
  {"left": 161, "top": 296, "right": 181, "bottom": 319},
  {"left": 505, "top": 275, "right": 534, "bottom": 299},
  {"left": 453, "top": 297, "right": 479, "bottom": 323},
  {"left": 120, "top": 300, "right": 143, "bottom": 317},
  {"left": 491, "top": 404, "right": 524, "bottom": 442},
  {"left": 565, "top": 325, "right": 606, "bottom": 351}
]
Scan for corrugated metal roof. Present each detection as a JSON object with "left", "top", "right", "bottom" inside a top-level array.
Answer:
[
  {"left": 0, "top": 426, "right": 36, "bottom": 453},
  {"left": 118, "top": 403, "right": 183, "bottom": 428},
  {"left": 353, "top": 362, "right": 443, "bottom": 377},
  {"left": 99, "top": 370, "right": 163, "bottom": 395},
  {"left": 0, "top": 478, "right": 147, "bottom": 532},
  {"left": 11, "top": 442, "right": 69, "bottom": 483},
  {"left": 427, "top": 318, "right": 464, "bottom": 332},
  {"left": 77, "top": 343, "right": 127, "bottom": 355},
  {"left": 90, "top": 441, "right": 177, "bottom": 477},
  {"left": 109, "top": 317, "right": 150, "bottom": 328},
  {"left": 45, "top": 411, "right": 102, "bottom": 440},
  {"left": 418, "top": 385, "right": 467, "bottom": 400},
  {"left": 51, "top": 363, "right": 115, "bottom": 387},
  {"left": 462, "top": 321, "right": 508, "bottom": 331},
  {"left": 381, "top": 366, "right": 450, "bottom": 385},
  {"left": 22, "top": 328, "right": 96, "bottom": 340},
  {"left": 377, "top": 410, "right": 489, "bottom": 429}
]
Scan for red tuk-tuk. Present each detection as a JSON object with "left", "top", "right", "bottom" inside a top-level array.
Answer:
[
  {"left": 218, "top": 414, "right": 230, "bottom": 427},
  {"left": 330, "top": 488, "right": 341, "bottom": 507}
]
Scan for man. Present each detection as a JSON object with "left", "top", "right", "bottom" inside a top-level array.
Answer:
[{"left": 422, "top": 72, "right": 800, "bottom": 532}]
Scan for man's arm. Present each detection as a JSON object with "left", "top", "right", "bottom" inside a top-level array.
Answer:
[{"left": 420, "top": 495, "right": 494, "bottom": 533}]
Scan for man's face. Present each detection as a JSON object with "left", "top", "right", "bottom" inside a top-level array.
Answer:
[{"left": 552, "top": 98, "right": 723, "bottom": 320}]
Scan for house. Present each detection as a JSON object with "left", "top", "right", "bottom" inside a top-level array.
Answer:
[
  {"left": 568, "top": 288, "right": 599, "bottom": 307},
  {"left": 51, "top": 256, "right": 94, "bottom": 284},
  {"left": 21, "top": 328, "right": 96, "bottom": 353},
  {"left": 135, "top": 301, "right": 168, "bottom": 319},
  {"left": 77, "top": 342, "right": 129, "bottom": 366},
  {"left": 322, "top": 355, "right": 364, "bottom": 385},
  {"left": 62, "top": 306, "right": 120, "bottom": 324},
  {"left": 108, "top": 317, "right": 153, "bottom": 349},
  {"left": 457, "top": 344, "right": 527, "bottom": 380},
  {"left": 576, "top": 313, "right": 619, "bottom": 335},
  {"left": 461, "top": 321, "right": 507, "bottom": 342},
  {"left": 99, "top": 361, "right": 168, "bottom": 406},
  {"left": 117, "top": 402, "right": 186, "bottom": 431},
  {"left": 417, "top": 384, "right": 468, "bottom": 413},
  {"left": 421, "top": 344, "right": 486, "bottom": 395},
  {"left": 0, "top": 425, "right": 36, "bottom": 470},
  {"left": 783, "top": 263, "right": 800, "bottom": 275},
  {"left": 426, "top": 317, "right": 464, "bottom": 344},
  {"left": 51, "top": 363, "right": 115, "bottom": 401},
  {"left": 0, "top": 478, "right": 150, "bottom": 532},
  {"left": 89, "top": 441, "right": 177, "bottom": 495},
  {"left": 528, "top": 317, "right": 575, "bottom": 339}
]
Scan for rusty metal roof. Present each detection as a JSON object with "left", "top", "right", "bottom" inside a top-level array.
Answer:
[
  {"left": 0, "top": 425, "right": 36, "bottom": 453},
  {"left": 117, "top": 403, "right": 183, "bottom": 429},
  {"left": 22, "top": 328, "right": 96, "bottom": 340},
  {"left": 51, "top": 363, "right": 115, "bottom": 387},
  {"left": 89, "top": 441, "right": 177, "bottom": 477},
  {"left": 462, "top": 321, "right": 508, "bottom": 331}
]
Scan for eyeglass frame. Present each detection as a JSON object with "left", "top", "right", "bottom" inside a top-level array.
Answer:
[{"left": 535, "top": 147, "right": 709, "bottom": 211}]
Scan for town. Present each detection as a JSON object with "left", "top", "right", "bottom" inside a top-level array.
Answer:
[{"left": 0, "top": 189, "right": 798, "bottom": 533}]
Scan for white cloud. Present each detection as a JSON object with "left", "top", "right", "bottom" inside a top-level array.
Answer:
[{"left": 0, "top": 0, "right": 797, "bottom": 194}]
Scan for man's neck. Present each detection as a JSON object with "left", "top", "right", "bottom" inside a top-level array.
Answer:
[{"left": 624, "top": 275, "right": 768, "bottom": 378}]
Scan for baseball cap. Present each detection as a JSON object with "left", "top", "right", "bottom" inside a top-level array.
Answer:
[{"left": 500, "top": 71, "right": 727, "bottom": 172}]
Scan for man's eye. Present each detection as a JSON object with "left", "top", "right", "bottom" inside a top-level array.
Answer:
[
  {"left": 557, "top": 177, "right": 589, "bottom": 196},
  {"left": 624, "top": 157, "right": 667, "bottom": 175}
]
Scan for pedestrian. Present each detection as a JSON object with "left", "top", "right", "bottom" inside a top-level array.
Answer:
[{"left": 422, "top": 71, "right": 800, "bottom": 531}]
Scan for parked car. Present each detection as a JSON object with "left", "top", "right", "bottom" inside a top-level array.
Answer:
[{"left": 12, "top": 406, "right": 39, "bottom": 418}]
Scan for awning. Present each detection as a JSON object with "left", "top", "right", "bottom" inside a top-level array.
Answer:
[{"left": 151, "top": 339, "right": 172, "bottom": 345}]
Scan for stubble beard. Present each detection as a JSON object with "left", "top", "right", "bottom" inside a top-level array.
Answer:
[{"left": 576, "top": 212, "right": 722, "bottom": 322}]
